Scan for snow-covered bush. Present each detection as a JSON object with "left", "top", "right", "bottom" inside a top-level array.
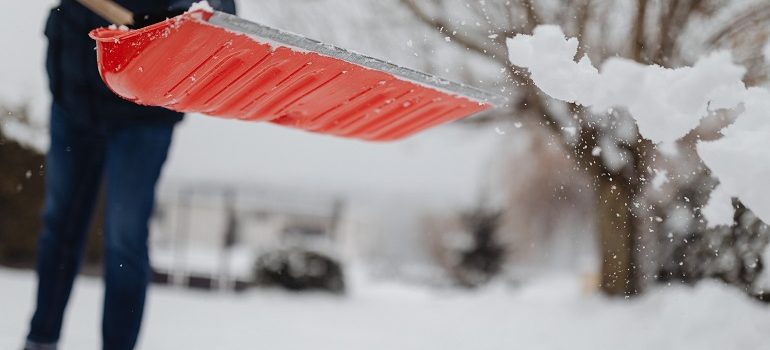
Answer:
[
  {"left": 423, "top": 207, "right": 505, "bottom": 288},
  {"left": 254, "top": 248, "right": 346, "bottom": 293}
]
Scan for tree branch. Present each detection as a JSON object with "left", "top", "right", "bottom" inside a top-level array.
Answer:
[
  {"left": 709, "top": 5, "right": 770, "bottom": 47},
  {"left": 400, "top": 0, "right": 508, "bottom": 66},
  {"left": 632, "top": 0, "right": 649, "bottom": 62}
]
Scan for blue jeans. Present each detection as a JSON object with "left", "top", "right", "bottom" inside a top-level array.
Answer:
[{"left": 27, "top": 104, "right": 174, "bottom": 350}]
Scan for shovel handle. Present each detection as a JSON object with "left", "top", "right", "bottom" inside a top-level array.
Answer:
[{"left": 76, "top": 0, "right": 134, "bottom": 26}]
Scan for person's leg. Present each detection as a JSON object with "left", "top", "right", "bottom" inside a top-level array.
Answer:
[
  {"left": 101, "top": 123, "right": 174, "bottom": 350},
  {"left": 27, "top": 104, "right": 106, "bottom": 346}
]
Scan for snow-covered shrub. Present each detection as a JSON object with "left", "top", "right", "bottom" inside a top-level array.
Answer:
[
  {"left": 254, "top": 248, "right": 345, "bottom": 293},
  {"left": 658, "top": 201, "right": 770, "bottom": 300},
  {"left": 423, "top": 208, "right": 505, "bottom": 288}
]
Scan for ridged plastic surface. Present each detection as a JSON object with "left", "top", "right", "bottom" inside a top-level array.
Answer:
[{"left": 90, "top": 11, "right": 493, "bottom": 141}]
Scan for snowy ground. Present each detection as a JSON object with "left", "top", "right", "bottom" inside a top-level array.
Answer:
[{"left": 1, "top": 268, "right": 767, "bottom": 350}]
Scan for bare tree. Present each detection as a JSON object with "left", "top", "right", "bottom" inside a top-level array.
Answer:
[{"left": 400, "top": 0, "right": 770, "bottom": 296}]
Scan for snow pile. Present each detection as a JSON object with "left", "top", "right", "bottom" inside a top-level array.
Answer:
[
  {"left": 188, "top": 1, "right": 214, "bottom": 13},
  {"left": 1, "top": 268, "right": 767, "bottom": 350},
  {"left": 507, "top": 25, "right": 770, "bottom": 226}
]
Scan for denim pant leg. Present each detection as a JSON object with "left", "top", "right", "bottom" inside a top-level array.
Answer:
[
  {"left": 101, "top": 123, "right": 173, "bottom": 350},
  {"left": 28, "top": 105, "right": 106, "bottom": 344}
]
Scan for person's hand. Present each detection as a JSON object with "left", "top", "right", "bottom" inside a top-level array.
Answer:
[{"left": 131, "top": 9, "right": 185, "bottom": 29}]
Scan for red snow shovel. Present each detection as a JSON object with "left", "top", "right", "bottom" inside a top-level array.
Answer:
[{"left": 84, "top": 1, "right": 505, "bottom": 141}]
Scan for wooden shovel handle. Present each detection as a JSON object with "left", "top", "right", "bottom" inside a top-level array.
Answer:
[{"left": 76, "top": 0, "right": 134, "bottom": 26}]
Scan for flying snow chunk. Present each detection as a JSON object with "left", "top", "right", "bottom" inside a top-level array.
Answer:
[
  {"left": 507, "top": 26, "right": 599, "bottom": 104},
  {"left": 506, "top": 26, "right": 747, "bottom": 145}
]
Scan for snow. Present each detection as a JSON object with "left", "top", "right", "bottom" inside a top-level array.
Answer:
[
  {"left": 507, "top": 25, "right": 770, "bottom": 227},
  {"left": 0, "top": 268, "right": 767, "bottom": 350},
  {"left": 1, "top": 5, "right": 769, "bottom": 349},
  {"left": 188, "top": 1, "right": 214, "bottom": 13},
  {"left": 506, "top": 25, "right": 746, "bottom": 146}
]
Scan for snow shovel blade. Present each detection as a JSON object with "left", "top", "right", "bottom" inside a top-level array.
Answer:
[{"left": 89, "top": 10, "right": 506, "bottom": 141}]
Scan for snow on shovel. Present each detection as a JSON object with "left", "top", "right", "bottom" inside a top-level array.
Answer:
[{"left": 81, "top": 0, "right": 505, "bottom": 141}]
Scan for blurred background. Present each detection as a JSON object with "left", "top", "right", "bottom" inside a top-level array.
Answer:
[{"left": 1, "top": 0, "right": 770, "bottom": 349}]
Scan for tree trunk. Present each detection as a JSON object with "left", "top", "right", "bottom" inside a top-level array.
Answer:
[{"left": 596, "top": 176, "right": 640, "bottom": 296}]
